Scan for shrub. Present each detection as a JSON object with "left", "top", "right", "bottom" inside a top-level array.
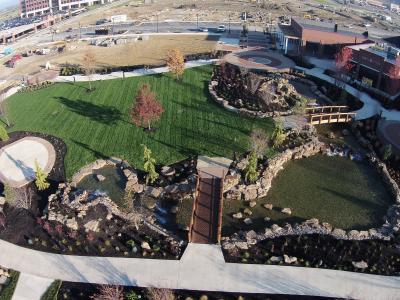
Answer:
[
  {"left": 271, "top": 123, "right": 286, "bottom": 148},
  {"left": 34, "top": 160, "right": 50, "bottom": 191},
  {"left": 383, "top": 144, "right": 393, "bottom": 161},
  {"left": 142, "top": 145, "right": 159, "bottom": 184},
  {"left": 0, "top": 125, "right": 9, "bottom": 141},
  {"left": 244, "top": 151, "right": 258, "bottom": 183}
]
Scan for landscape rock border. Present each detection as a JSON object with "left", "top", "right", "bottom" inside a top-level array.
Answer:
[{"left": 222, "top": 138, "right": 400, "bottom": 251}]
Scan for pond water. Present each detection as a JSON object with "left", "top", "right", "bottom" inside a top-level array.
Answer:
[
  {"left": 223, "top": 155, "right": 393, "bottom": 235},
  {"left": 77, "top": 166, "right": 127, "bottom": 207}
]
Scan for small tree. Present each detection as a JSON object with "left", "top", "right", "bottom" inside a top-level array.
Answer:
[
  {"left": 249, "top": 128, "right": 269, "bottom": 158},
  {"left": 166, "top": 49, "right": 185, "bottom": 80},
  {"left": 334, "top": 47, "right": 353, "bottom": 88},
  {"left": 91, "top": 285, "right": 124, "bottom": 300},
  {"left": 0, "top": 124, "right": 9, "bottom": 141},
  {"left": 388, "top": 56, "right": 400, "bottom": 95},
  {"left": 82, "top": 50, "right": 97, "bottom": 91},
  {"left": 383, "top": 144, "right": 393, "bottom": 161},
  {"left": 131, "top": 84, "right": 164, "bottom": 131},
  {"left": 34, "top": 160, "right": 50, "bottom": 191},
  {"left": 271, "top": 123, "right": 286, "bottom": 149},
  {"left": 147, "top": 288, "right": 175, "bottom": 300},
  {"left": 142, "top": 144, "right": 158, "bottom": 184},
  {"left": 244, "top": 150, "right": 258, "bottom": 183}
]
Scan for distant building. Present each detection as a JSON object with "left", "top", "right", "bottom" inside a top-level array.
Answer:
[
  {"left": 348, "top": 44, "right": 400, "bottom": 96},
  {"left": 277, "top": 17, "right": 370, "bottom": 57},
  {"left": 57, "top": 0, "right": 115, "bottom": 11},
  {"left": 20, "top": 0, "right": 53, "bottom": 18},
  {"left": 19, "top": 0, "right": 116, "bottom": 17}
]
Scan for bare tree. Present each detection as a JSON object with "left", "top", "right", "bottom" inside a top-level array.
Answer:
[
  {"left": 91, "top": 285, "right": 124, "bottom": 300},
  {"left": 147, "top": 288, "right": 175, "bottom": 300},
  {"left": 0, "top": 93, "right": 10, "bottom": 127},
  {"left": 82, "top": 50, "right": 97, "bottom": 92},
  {"left": 249, "top": 128, "right": 269, "bottom": 157},
  {"left": 15, "top": 186, "right": 33, "bottom": 210}
]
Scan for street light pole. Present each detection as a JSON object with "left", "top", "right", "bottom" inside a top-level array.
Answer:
[
  {"left": 229, "top": 13, "right": 231, "bottom": 34},
  {"left": 197, "top": 13, "right": 199, "bottom": 30}
]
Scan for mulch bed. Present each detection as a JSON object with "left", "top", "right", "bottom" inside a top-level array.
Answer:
[{"left": 58, "top": 281, "right": 342, "bottom": 300}]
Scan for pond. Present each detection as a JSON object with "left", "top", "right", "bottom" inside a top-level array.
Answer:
[
  {"left": 77, "top": 166, "right": 127, "bottom": 207},
  {"left": 223, "top": 155, "right": 393, "bottom": 236}
]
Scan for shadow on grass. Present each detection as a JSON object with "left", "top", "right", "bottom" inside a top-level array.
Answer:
[
  {"left": 55, "top": 96, "right": 124, "bottom": 125},
  {"left": 71, "top": 139, "right": 108, "bottom": 160}
]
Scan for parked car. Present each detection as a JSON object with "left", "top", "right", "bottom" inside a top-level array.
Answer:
[
  {"left": 217, "top": 25, "right": 226, "bottom": 32},
  {"left": 198, "top": 27, "right": 208, "bottom": 32}
]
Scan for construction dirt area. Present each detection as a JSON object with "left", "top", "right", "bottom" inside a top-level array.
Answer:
[
  {"left": 0, "top": 35, "right": 219, "bottom": 80},
  {"left": 55, "top": 0, "right": 396, "bottom": 33}
]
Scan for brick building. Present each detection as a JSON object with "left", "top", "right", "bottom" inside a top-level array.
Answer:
[
  {"left": 277, "top": 17, "right": 369, "bottom": 57},
  {"left": 348, "top": 44, "right": 400, "bottom": 96},
  {"left": 58, "top": 0, "right": 114, "bottom": 11}
]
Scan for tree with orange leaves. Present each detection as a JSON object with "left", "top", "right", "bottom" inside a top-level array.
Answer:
[{"left": 166, "top": 48, "right": 185, "bottom": 80}]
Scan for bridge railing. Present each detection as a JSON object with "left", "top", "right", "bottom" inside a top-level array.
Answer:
[
  {"left": 309, "top": 112, "right": 356, "bottom": 125},
  {"left": 306, "top": 105, "right": 348, "bottom": 115},
  {"left": 188, "top": 175, "right": 200, "bottom": 243}
]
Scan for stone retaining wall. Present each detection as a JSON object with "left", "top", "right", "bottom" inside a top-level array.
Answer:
[
  {"left": 208, "top": 81, "right": 292, "bottom": 118},
  {"left": 222, "top": 139, "right": 400, "bottom": 250},
  {"left": 224, "top": 138, "right": 324, "bottom": 202}
]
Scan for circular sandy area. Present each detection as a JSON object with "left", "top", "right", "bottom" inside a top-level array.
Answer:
[{"left": 0, "top": 137, "right": 56, "bottom": 188}]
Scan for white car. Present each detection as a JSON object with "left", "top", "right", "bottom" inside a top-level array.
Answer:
[
  {"left": 198, "top": 27, "right": 208, "bottom": 32},
  {"left": 217, "top": 25, "right": 226, "bottom": 32}
]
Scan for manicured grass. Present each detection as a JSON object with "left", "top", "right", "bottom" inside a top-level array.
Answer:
[
  {"left": 40, "top": 280, "right": 61, "bottom": 300},
  {"left": 5, "top": 66, "right": 273, "bottom": 178},
  {"left": 223, "top": 155, "right": 393, "bottom": 234},
  {"left": 0, "top": 271, "right": 19, "bottom": 300}
]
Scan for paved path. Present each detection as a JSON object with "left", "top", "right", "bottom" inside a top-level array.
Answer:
[
  {"left": 53, "top": 59, "right": 218, "bottom": 82},
  {"left": 12, "top": 273, "right": 53, "bottom": 300},
  {"left": 297, "top": 67, "right": 400, "bottom": 121},
  {"left": 0, "top": 239, "right": 399, "bottom": 300}
]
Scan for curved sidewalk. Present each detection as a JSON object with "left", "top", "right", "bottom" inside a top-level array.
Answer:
[
  {"left": 297, "top": 67, "right": 400, "bottom": 121},
  {"left": 0, "top": 240, "right": 399, "bottom": 299},
  {"left": 53, "top": 59, "right": 218, "bottom": 82}
]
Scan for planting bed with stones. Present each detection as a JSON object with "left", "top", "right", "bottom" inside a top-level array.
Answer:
[{"left": 223, "top": 233, "right": 400, "bottom": 276}]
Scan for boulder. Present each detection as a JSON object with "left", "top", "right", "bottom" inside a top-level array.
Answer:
[
  {"left": 170, "top": 206, "right": 179, "bottom": 214},
  {"left": 65, "top": 218, "right": 78, "bottom": 231},
  {"left": 352, "top": 261, "right": 368, "bottom": 269},
  {"left": 232, "top": 212, "right": 243, "bottom": 219},
  {"left": 249, "top": 201, "right": 257, "bottom": 208},
  {"left": 84, "top": 220, "right": 101, "bottom": 233},
  {"left": 284, "top": 254, "right": 297, "bottom": 264},
  {"left": 243, "top": 187, "right": 258, "bottom": 201},
  {"left": 141, "top": 241, "right": 151, "bottom": 250},
  {"left": 270, "top": 256, "right": 283, "bottom": 263},
  {"left": 243, "top": 218, "right": 253, "bottom": 225},
  {"left": 161, "top": 166, "right": 175, "bottom": 177},
  {"left": 0, "top": 196, "right": 5, "bottom": 206},
  {"left": 281, "top": 208, "right": 292, "bottom": 215},
  {"left": 96, "top": 174, "right": 106, "bottom": 182},
  {"left": 146, "top": 186, "right": 163, "bottom": 198},
  {"left": 264, "top": 216, "right": 271, "bottom": 222},
  {"left": 243, "top": 208, "right": 252, "bottom": 216},
  {"left": 332, "top": 228, "right": 347, "bottom": 238},
  {"left": 263, "top": 203, "right": 273, "bottom": 210},
  {"left": 235, "top": 242, "right": 249, "bottom": 250}
]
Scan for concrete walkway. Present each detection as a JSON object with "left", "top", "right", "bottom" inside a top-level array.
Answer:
[
  {"left": 53, "top": 59, "right": 218, "bottom": 82},
  {"left": 12, "top": 273, "right": 53, "bottom": 300},
  {"left": 297, "top": 67, "right": 400, "bottom": 121},
  {"left": 0, "top": 239, "right": 399, "bottom": 299}
]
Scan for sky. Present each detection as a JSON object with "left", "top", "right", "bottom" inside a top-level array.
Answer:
[{"left": 0, "top": 0, "right": 17, "bottom": 10}]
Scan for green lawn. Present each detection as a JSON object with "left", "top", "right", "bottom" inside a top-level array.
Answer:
[
  {"left": 223, "top": 155, "right": 393, "bottom": 234},
  {"left": 5, "top": 66, "right": 273, "bottom": 178}
]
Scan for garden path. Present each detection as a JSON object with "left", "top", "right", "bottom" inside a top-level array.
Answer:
[
  {"left": 0, "top": 239, "right": 398, "bottom": 300},
  {"left": 12, "top": 273, "right": 53, "bottom": 300},
  {"left": 297, "top": 67, "right": 400, "bottom": 122}
]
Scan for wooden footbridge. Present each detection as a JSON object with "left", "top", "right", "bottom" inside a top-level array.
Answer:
[
  {"left": 306, "top": 106, "right": 356, "bottom": 125},
  {"left": 189, "top": 157, "right": 229, "bottom": 244}
]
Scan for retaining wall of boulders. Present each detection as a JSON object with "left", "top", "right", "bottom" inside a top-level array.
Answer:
[
  {"left": 208, "top": 80, "right": 292, "bottom": 118},
  {"left": 221, "top": 139, "right": 400, "bottom": 251},
  {"left": 224, "top": 138, "right": 324, "bottom": 202}
]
